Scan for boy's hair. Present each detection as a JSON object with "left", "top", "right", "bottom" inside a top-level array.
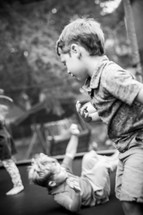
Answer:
[
  {"left": 28, "top": 164, "right": 53, "bottom": 189},
  {"left": 28, "top": 155, "right": 56, "bottom": 190},
  {"left": 56, "top": 17, "right": 105, "bottom": 56}
]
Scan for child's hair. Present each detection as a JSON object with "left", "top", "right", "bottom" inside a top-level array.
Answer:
[
  {"left": 28, "top": 164, "right": 53, "bottom": 189},
  {"left": 56, "top": 17, "right": 105, "bottom": 56},
  {"left": 28, "top": 155, "right": 56, "bottom": 190}
]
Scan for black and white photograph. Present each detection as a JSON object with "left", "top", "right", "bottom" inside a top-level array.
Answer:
[{"left": 0, "top": 0, "right": 143, "bottom": 214}]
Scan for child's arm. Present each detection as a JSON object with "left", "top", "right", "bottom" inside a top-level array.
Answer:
[
  {"left": 135, "top": 87, "right": 143, "bottom": 104},
  {"left": 65, "top": 124, "right": 80, "bottom": 158},
  {"left": 62, "top": 124, "right": 80, "bottom": 171},
  {"left": 54, "top": 188, "right": 81, "bottom": 212}
]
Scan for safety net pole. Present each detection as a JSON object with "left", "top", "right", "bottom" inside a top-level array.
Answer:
[{"left": 123, "top": 0, "right": 143, "bottom": 82}]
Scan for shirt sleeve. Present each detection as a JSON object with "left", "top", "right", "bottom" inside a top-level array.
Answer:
[{"left": 103, "top": 65, "right": 143, "bottom": 105}]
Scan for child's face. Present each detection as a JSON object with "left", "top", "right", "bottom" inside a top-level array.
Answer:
[
  {"left": 34, "top": 153, "right": 68, "bottom": 186},
  {"left": 59, "top": 47, "right": 88, "bottom": 84}
]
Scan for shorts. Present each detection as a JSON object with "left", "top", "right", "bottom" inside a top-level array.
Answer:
[{"left": 116, "top": 144, "right": 143, "bottom": 202}]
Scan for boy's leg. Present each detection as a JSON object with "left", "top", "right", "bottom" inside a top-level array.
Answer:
[
  {"left": 103, "top": 150, "right": 119, "bottom": 172},
  {"left": 116, "top": 147, "right": 143, "bottom": 215},
  {"left": 2, "top": 159, "right": 24, "bottom": 195},
  {"left": 82, "top": 149, "right": 119, "bottom": 174},
  {"left": 81, "top": 150, "right": 99, "bottom": 174},
  {"left": 81, "top": 150, "right": 111, "bottom": 200}
]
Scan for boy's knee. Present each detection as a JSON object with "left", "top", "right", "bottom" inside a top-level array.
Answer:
[{"left": 82, "top": 155, "right": 95, "bottom": 170}]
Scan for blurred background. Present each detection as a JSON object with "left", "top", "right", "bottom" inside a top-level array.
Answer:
[{"left": 0, "top": 0, "right": 143, "bottom": 161}]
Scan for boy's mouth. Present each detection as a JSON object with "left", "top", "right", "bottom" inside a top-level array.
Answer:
[
  {"left": 68, "top": 72, "right": 81, "bottom": 82},
  {"left": 68, "top": 72, "right": 76, "bottom": 78}
]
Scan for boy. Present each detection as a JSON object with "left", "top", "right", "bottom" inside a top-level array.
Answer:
[
  {"left": 0, "top": 94, "right": 24, "bottom": 195},
  {"left": 56, "top": 18, "right": 143, "bottom": 214},
  {"left": 29, "top": 124, "right": 118, "bottom": 212}
]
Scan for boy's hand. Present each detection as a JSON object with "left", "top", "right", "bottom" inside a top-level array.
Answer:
[
  {"left": 76, "top": 101, "right": 92, "bottom": 122},
  {"left": 69, "top": 124, "right": 80, "bottom": 136},
  {"left": 67, "top": 177, "right": 81, "bottom": 193}
]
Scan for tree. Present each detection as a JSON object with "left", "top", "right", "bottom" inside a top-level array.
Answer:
[{"left": 0, "top": 0, "right": 134, "bottom": 108}]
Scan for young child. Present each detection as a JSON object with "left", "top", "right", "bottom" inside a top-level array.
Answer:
[
  {"left": 56, "top": 18, "right": 143, "bottom": 214},
  {"left": 0, "top": 94, "right": 24, "bottom": 195},
  {"left": 29, "top": 124, "right": 118, "bottom": 212}
]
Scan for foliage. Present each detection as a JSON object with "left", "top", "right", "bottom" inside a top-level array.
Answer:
[{"left": 0, "top": 0, "right": 131, "bottom": 109}]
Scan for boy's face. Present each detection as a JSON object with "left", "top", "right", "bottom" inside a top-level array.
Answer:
[
  {"left": 34, "top": 153, "right": 68, "bottom": 186},
  {"left": 59, "top": 45, "right": 88, "bottom": 84}
]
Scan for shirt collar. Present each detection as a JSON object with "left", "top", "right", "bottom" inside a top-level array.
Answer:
[{"left": 82, "top": 55, "right": 109, "bottom": 93}]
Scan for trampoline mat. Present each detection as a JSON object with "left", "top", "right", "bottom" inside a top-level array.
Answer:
[{"left": 0, "top": 157, "right": 124, "bottom": 215}]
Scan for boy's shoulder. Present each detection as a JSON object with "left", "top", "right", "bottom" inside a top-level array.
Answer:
[
  {"left": 102, "top": 60, "right": 124, "bottom": 78},
  {"left": 89, "top": 59, "right": 124, "bottom": 90},
  {"left": 101, "top": 60, "right": 134, "bottom": 86},
  {"left": 51, "top": 173, "right": 79, "bottom": 195}
]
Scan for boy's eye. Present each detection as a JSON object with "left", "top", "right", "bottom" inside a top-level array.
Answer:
[
  {"left": 63, "top": 62, "right": 66, "bottom": 66},
  {"left": 51, "top": 161, "right": 56, "bottom": 164}
]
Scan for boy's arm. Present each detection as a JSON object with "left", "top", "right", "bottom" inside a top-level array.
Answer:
[
  {"left": 103, "top": 66, "right": 143, "bottom": 105},
  {"left": 135, "top": 87, "right": 143, "bottom": 104},
  {"left": 54, "top": 189, "right": 81, "bottom": 212},
  {"left": 62, "top": 124, "right": 80, "bottom": 170}
]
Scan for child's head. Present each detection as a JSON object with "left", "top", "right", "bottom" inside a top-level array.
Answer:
[
  {"left": 56, "top": 18, "right": 104, "bottom": 83},
  {"left": 56, "top": 17, "right": 104, "bottom": 57},
  {"left": 28, "top": 153, "right": 68, "bottom": 191}
]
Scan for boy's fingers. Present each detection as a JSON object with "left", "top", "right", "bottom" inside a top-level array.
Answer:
[
  {"left": 70, "top": 124, "right": 79, "bottom": 132},
  {"left": 80, "top": 106, "right": 88, "bottom": 116},
  {"left": 84, "top": 112, "right": 89, "bottom": 118},
  {"left": 76, "top": 101, "right": 81, "bottom": 113},
  {"left": 76, "top": 101, "right": 88, "bottom": 115}
]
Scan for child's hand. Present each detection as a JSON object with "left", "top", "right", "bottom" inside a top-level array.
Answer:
[
  {"left": 67, "top": 177, "right": 81, "bottom": 193},
  {"left": 69, "top": 124, "right": 80, "bottom": 136},
  {"left": 76, "top": 101, "right": 92, "bottom": 122}
]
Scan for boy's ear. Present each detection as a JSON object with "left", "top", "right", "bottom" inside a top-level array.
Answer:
[
  {"left": 48, "top": 181, "right": 56, "bottom": 187},
  {"left": 70, "top": 44, "right": 81, "bottom": 56}
]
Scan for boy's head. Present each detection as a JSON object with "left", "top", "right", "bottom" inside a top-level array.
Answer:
[
  {"left": 56, "top": 18, "right": 104, "bottom": 82},
  {"left": 28, "top": 153, "right": 68, "bottom": 191},
  {"left": 56, "top": 18, "right": 104, "bottom": 57}
]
